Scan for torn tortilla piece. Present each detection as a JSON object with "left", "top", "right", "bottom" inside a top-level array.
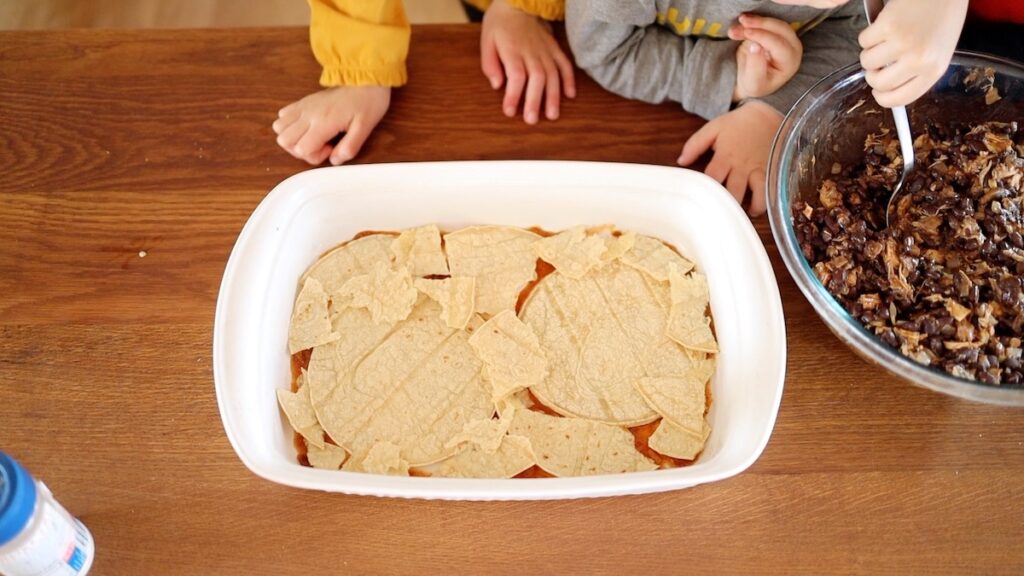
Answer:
[
  {"left": 276, "top": 382, "right": 326, "bottom": 449},
  {"left": 633, "top": 375, "right": 706, "bottom": 432},
  {"left": 690, "top": 353, "right": 717, "bottom": 384},
  {"left": 415, "top": 277, "right": 476, "bottom": 330},
  {"left": 648, "top": 418, "right": 710, "bottom": 460},
  {"left": 433, "top": 434, "right": 535, "bottom": 478},
  {"left": 468, "top": 310, "right": 547, "bottom": 402},
  {"left": 444, "top": 417, "right": 511, "bottom": 453},
  {"left": 600, "top": 231, "right": 637, "bottom": 264},
  {"left": 509, "top": 409, "right": 656, "bottom": 477},
  {"left": 443, "top": 225, "right": 541, "bottom": 315},
  {"left": 496, "top": 389, "right": 534, "bottom": 419},
  {"left": 335, "top": 261, "right": 418, "bottom": 325},
  {"left": 390, "top": 224, "right": 449, "bottom": 277},
  {"left": 287, "top": 277, "right": 339, "bottom": 354},
  {"left": 534, "top": 226, "right": 607, "bottom": 279},
  {"left": 620, "top": 234, "right": 694, "bottom": 280},
  {"left": 300, "top": 233, "right": 395, "bottom": 295},
  {"left": 342, "top": 441, "right": 410, "bottom": 476},
  {"left": 666, "top": 266, "right": 718, "bottom": 353},
  {"left": 307, "top": 443, "right": 348, "bottom": 470}
]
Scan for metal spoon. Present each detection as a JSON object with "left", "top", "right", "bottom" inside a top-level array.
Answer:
[{"left": 863, "top": 0, "right": 916, "bottom": 227}]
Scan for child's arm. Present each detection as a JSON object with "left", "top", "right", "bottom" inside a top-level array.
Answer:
[
  {"left": 565, "top": 0, "right": 741, "bottom": 121},
  {"left": 479, "top": 0, "right": 576, "bottom": 124},
  {"left": 859, "top": 0, "right": 969, "bottom": 107},
  {"left": 272, "top": 0, "right": 409, "bottom": 165}
]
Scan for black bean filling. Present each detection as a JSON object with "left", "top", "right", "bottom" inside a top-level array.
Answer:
[{"left": 795, "top": 121, "right": 1024, "bottom": 385}]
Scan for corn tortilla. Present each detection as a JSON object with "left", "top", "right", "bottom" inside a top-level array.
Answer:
[
  {"left": 336, "top": 261, "right": 418, "bottom": 326},
  {"left": 415, "top": 277, "right": 476, "bottom": 330},
  {"left": 444, "top": 225, "right": 541, "bottom": 316},
  {"left": 534, "top": 226, "right": 607, "bottom": 279},
  {"left": 307, "top": 297, "right": 492, "bottom": 466},
  {"left": 287, "top": 277, "right": 339, "bottom": 354},
  {"left": 620, "top": 234, "right": 694, "bottom": 281},
  {"left": 301, "top": 233, "right": 395, "bottom": 296},
  {"left": 509, "top": 409, "right": 656, "bottom": 476},
  {"left": 468, "top": 310, "right": 547, "bottom": 402},
  {"left": 390, "top": 224, "right": 449, "bottom": 277},
  {"left": 521, "top": 261, "right": 689, "bottom": 424}
]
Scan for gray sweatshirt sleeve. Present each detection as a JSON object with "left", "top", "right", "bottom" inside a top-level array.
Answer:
[
  {"left": 753, "top": 11, "right": 866, "bottom": 115},
  {"left": 566, "top": 0, "right": 739, "bottom": 121}
]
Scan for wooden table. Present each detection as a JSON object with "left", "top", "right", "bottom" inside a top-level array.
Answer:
[{"left": 1, "top": 25, "right": 1022, "bottom": 575}]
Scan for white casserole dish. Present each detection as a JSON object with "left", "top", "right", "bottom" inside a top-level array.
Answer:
[{"left": 213, "top": 161, "right": 787, "bottom": 500}]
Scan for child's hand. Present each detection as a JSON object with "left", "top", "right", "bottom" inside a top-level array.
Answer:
[
  {"left": 481, "top": 0, "right": 576, "bottom": 124},
  {"left": 728, "top": 14, "right": 803, "bottom": 101},
  {"left": 272, "top": 86, "right": 391, "bottom": 166},
  {"left": 677, "top": 101, "right": 783, "bottom": 216},
  {"left": 859, "top": 0, "right": 969, "bottom": 107}
]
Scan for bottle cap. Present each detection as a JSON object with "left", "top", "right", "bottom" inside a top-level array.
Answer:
[{"left": 0, "top": 452, "right": 38, "bottom": 547}]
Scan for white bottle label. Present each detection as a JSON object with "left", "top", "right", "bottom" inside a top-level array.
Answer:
[{"left": 0, "top": 485, "right": 94, "bottom": 576}]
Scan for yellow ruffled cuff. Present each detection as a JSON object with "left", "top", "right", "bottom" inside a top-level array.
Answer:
[
  {"left": 319, "top": 64, "right": 407, "bottom": 88},
  {"left": 466, "top": 0, "right": 565, "bottom": 21},
  {"left": 309, "top": 0, "right": 410, "bottom": 87}
]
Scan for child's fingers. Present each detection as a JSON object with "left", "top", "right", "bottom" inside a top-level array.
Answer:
[
  {"left": 738, "top": 13, "right": 798, "bottom": 39},
  {"left": 306, "top": 144, "right": 333, "bottom": 166},
  {"left": 738, "top": 42, "right": 768, "bottom": 92},
  {"left": 740, "top": 28, "right": 800, "bottom": 66},
  {"left": 543, "top": 59, "right": 560, "bottom": 121},
  {"left": 705, "top": 153, "right": 730, "bottom": 184},
  {"left": 500, "top": 53, "right": 527, "bottom": 118},
  {"left": 748, "top": 168, "right": 767, "bottom": 215},
  {"left": 276, "top": 117, "right": 310, "bottom": 152},
  {"left": 725, "top": 167, "right": 748, "bottom": 203},
  {"left": 859, "top": 40, "right": 898, "bottom": 72},
  {"left": 277, "top": 102, "right": 297, "bottom": 119},
  {"left": 864, "top": 58, "right": 914, "bottom": 92},
  {"left": 273, "top": 106, "right": 301, "bottom": 133},
  {"left": 330, "top": 117, "right": 371, "bottom": 165},
  {"left": 678, "top": 122, "right": 718, "bottom": 166},
  {"left": 872, "top": 76, "right": 928, "bottom": 108},
  {"left": 481, "top": 36, "right": 504, "bottom": 90},
  {"left": 550, "top": 43, "right": 576, "bottom": 99},
  {"left": 858, "top": 21, "right": 887, "bottom": 50},
  {"left": 272, "top": 114, "right": 294, "bottom": 134},
  {"left": 522, "top": 58, "right": 545, "bottom": 124},
  {"left": 294, "top": 121, "right": 340, "bottom": 160}
]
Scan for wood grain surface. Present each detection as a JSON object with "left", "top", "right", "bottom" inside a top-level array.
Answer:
[{"left": 1, "top": 25, "right": 1022, "bottom": 575}]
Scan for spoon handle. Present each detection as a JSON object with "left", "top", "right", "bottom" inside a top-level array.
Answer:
[
  {"left": 892, "top": 105, "right": 914, "bottom": 171},
  {"left": 862, "top": 0, "right": 883, "bottom": 22}
]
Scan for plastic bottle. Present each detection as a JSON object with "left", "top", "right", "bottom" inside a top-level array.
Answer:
[{"left": 0, "top": 453, "right": 94, "bottom": 576}]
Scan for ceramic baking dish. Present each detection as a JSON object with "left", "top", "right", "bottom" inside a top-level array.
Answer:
[{"left": 213, "top": 161, "right": 786, "bottom": 500}]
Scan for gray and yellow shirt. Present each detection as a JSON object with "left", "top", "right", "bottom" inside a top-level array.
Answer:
[{"left": 566, "top": 0, "right": 865, "bottom": 120}]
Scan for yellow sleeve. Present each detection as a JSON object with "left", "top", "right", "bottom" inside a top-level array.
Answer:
[
  {"left": 465, "top": 0, "right": 565, "bottom": 21},
  {"left": 308, "top": 0, "right": 410, "bottom": 87}
]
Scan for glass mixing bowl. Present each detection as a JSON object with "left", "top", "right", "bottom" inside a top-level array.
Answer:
[{"left": 767, "top": 52, "right": 1024, "bottom": 406}]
